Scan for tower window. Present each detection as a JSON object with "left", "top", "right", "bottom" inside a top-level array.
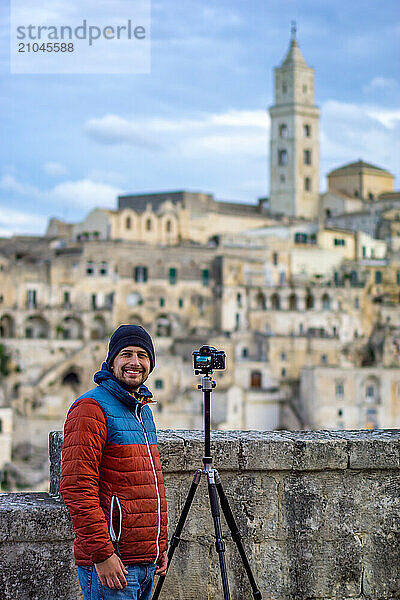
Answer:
[
  {"left": 303, "top": 124, "right": 311, "bottom": 137},
  {"left": 304, "top": 177, "right": 311, "bottom": 191},
  {"left": 145, "top": 218, "right": 152, "bottom": 231},
  {"left": 279, "top": 124, "right": 288, "bottom": 138},
  {"left": 166, "top": 220, "right": 172, "bottom": 233},
  {"left": 278, "top": 149, "right": 287, "bottom": 166},
  {"left": 304, "top": 149, "right": 312, "bottom": 165},
  {"left": 282, "top": 82, "right": 287, "bottom": 94},
  {"left": 126, "top": 216, "right": 131, "bottom": 230}
]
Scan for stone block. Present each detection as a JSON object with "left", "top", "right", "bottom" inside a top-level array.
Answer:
[
  {"left": 348, "top": 437, "right": 400, "bottom": 470},
  {"left": 292, "top": 437, "right": 348, "bottom": 471},
  {"left": 0, "top": 540, "right": 81, "bottom": 600},
  {"left": 0, "top": 493, "right": 73, "bottom": 543},
  {"left": 49, "top": 430, "right": 64, "bottom": 497},
  {"left": 363, "top": 532, "right": 400, "bottom": 598},
  {"left": 239, "top": 432, "right": 294, "bottom": 471}
]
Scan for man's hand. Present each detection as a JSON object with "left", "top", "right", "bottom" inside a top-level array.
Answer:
[
  {"left": 155, "top": 550, "right": 168, "bottom": 576},
  {"left": 95, "top": 553, "right": 128, "bottom": 589}
]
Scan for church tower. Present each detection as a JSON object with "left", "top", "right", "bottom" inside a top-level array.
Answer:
[{"left": 269, "top": 25, "right": 320, "bottom": 219}]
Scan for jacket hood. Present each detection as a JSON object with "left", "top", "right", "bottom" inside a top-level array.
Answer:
[{"left": 94, "top": 362, "right": 153, "bottom": 409}]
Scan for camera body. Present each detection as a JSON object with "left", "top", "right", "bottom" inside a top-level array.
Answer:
[{"left": 192, "top": 345, "right": 226, "bottom": 374}]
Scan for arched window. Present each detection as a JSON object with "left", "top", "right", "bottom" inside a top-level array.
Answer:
[
  {"left": 304, "top": 177, "right": 311, "bottom": 191},
  {"left": 166, "top": 220, "right": 172, "bottom": 233},
  {"left": 145, "top": 218, "right": 152, "bottom": 231},
  {"left": 271, "top": 293, "right": 280, "bottom": 310},
  {"left": 279, "top": 124, "right": 288, "bottom": 138},
  {"left": 126, "top": 216, "right": 131, "bottom": 230},
  {"left": 306, "top": 294, "right": 314, "bottom": 310},
  {"left": 24, "top": 315, "right": 49, "bottom": 339},
  {"left": 322, "top": 294, "right": 331, "bottom": 310},
  {"left": 256, "top": 292, "right": 266, "bottom": 310},
  {"left": 289, "top": 294, "right": 298, "bottom": 311},
  {"left": 0, "top": 315, "right": 15, "bottom": 338},
  {"left": 303, "top": 124, "right": 311, "bottom": 137},
  {"left": 278, "top": 149, "right": 287, "bottom": 166}
]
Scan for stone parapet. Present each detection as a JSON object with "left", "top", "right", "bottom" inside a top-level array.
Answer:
[{"left": 1, "top": 429, "right": 400, "bottom": 599}]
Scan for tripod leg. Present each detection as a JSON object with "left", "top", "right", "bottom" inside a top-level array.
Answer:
[
  {"left": 215, "top": 472, "right": 262, "bottom": 600},
  {"left": 152, "top": 469, "right": 202, "bottom": 600},
  {"left": 207, "top": 469, "right": 231, "bottom": 600}
]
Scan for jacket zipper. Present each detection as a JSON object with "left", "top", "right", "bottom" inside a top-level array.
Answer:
[
  {"left": 135, "top": 403, "right": 161, "bottom": 564},
  {"left": 109, "top": 495, "right": 122, "bottom": 556}
]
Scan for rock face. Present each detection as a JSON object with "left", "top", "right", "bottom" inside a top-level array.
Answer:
[{"left": 1, "top": 429, "right": 400, "bottom": 600}]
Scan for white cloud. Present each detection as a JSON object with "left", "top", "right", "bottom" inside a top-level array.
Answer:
[
  {"left": 85, "top": 115, "right": 160, "bottom": 149},
  {"left": 43, "top": 161, "right": 68, "bottom": 177},
  {"left": 0, "top": 175, "right": 124, "bottom": 217},
  {"left": 0, "top": 175, "right": 42, "bottom": 197},
  {"left": 49, "top": 178, "right": 123, "bottom": 210},
  {"left": 85, "top": 109, "right": 269, "bottom": 157},
  {"left": 320, "top": 99, "right": 400, "bottom": 183},
  {"left": 364, "top": 108, "right": 400, "bottom": 129},
  {"left": 368, "top": 77, "right": 398, "bottom": 90},
  {"left": 0, "top": 206, "right": 46, "bottom": 236}
]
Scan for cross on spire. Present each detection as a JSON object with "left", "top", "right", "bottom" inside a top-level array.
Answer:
[{"left": 291, "top": 21, "right": 297, "bottom": 40}]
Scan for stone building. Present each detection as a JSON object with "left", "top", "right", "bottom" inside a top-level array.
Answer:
[{"left": 327, "top": 160, "right": 394, "bottom": 202}]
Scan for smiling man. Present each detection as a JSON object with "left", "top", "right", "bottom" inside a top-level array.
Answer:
[{"left": 60, "top": 324, "right": 168, "bottom": 600}]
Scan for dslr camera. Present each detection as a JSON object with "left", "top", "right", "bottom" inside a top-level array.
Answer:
[{"left": 192, "top": 345, "right": 226, "bottom": 375}]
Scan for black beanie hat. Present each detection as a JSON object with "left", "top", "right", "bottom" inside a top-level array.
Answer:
[{"left": 106, "top": 325, "right": 155, "bottom": 372}]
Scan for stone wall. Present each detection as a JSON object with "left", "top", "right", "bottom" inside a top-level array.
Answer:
[{"left": 1, "top": 429, "right": 400, "bottom": 600}]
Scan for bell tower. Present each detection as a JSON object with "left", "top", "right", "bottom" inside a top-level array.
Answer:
[{"left": 269, "top": 25, "right": 320, "bottom": 219}]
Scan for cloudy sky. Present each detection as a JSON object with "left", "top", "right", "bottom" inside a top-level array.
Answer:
[{"left": 0, "top": 0, "right": 399, "bottom": 236}]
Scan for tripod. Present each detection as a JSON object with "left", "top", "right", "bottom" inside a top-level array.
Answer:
[{"left": 152, "top": 371, "right": 262, "bottom": 600}]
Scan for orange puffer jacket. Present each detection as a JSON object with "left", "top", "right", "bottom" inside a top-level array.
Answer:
[{"left": 60, "top": 364, "right": 168, "bottom": 566}]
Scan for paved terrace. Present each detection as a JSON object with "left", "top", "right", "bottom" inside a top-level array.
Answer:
[{"left": 0, "top": 430, "right": 399, "bottom": 599}]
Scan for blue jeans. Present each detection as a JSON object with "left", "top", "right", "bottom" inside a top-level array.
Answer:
[{"left": 77, "top": 564, "right": 157, "bottom": 600}]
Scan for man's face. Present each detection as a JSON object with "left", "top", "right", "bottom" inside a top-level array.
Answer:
[{"left": 111, "top": 345, "right": 151, "bottom": 392}]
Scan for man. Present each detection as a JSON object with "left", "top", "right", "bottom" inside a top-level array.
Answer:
[{"left": 61, "top": 324, "right": 168, "bottom": 600}]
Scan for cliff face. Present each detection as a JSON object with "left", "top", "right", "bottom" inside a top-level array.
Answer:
[{"left": 1, "top": 429, "right": 400, "bottom": 600}]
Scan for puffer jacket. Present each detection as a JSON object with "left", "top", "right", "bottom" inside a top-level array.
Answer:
[{"left": 60, "top": 363, "right": 168, "bottom": 566}]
